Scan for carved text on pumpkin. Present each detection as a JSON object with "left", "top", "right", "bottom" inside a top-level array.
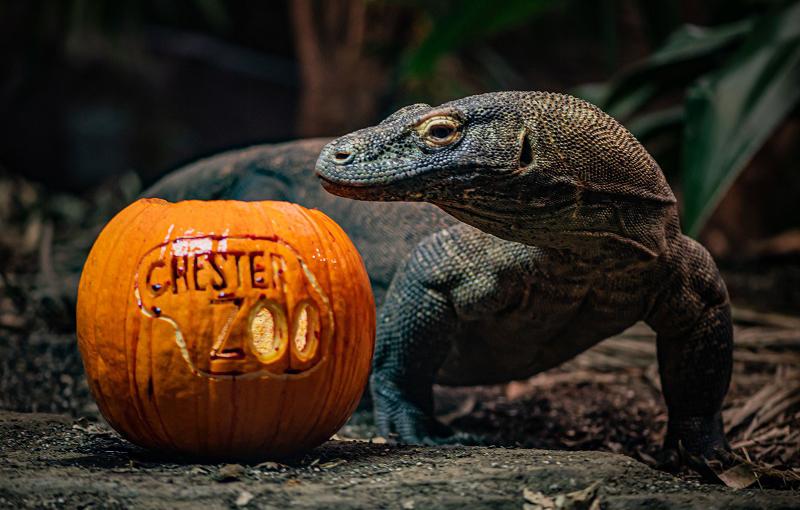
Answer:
[{"left": 134, "top": 235, "right": 333, "bottom": 379}]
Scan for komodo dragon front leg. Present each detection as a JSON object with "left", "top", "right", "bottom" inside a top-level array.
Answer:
[
  {"left": 371, "top": 240, "right": 458, "bottom": 443},
  {"left": 647, "top": 235, "right": 734, "bottom": 466},
  {"left": 372, "top": 224, "right": 544, "bottom": 443}
]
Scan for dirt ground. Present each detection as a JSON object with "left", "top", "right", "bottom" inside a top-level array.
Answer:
[
  {"left": 2, "top": 411, "right": 799, "bottom": 510},
  {"left": 1, "top": 319, "right": 799, "bottom": 508},
  {"left": 1, "top": 172, "right": 799, "bottom": 508}
]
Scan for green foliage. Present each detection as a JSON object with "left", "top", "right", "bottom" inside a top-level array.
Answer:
[
  {"left": 573, "top": 20, "right": 754, "bottom": 127},
  {"left": 575, "top": 1, "right": 800, "bottom": 236},
  {"left": 11, "top": 0, "right": 796, "bottom": 237},
  {"left": 682, "top": 2, "right": 800, "bottom": 236},
  {"left": 400, "top": 0, "right": 555, "bottom": 79}
]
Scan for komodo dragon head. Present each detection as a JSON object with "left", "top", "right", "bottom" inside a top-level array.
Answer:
[{"left": 316, "top": 91, "right": 678, "bottom": 258}]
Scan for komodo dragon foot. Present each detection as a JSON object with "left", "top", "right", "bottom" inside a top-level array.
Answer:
[
  {"left": 658, "top": 413, "right": 735, "bottom": 475},
  {"left": 371, "top": 373, "right": 486, "bottom": 446}
]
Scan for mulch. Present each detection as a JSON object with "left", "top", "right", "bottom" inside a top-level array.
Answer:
[{"left": 431, "top": 317, "right": 800, "bottom": 489}]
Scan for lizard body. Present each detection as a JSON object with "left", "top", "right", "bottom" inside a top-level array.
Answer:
[{"left": 315, "top": 91, "right": 733, "bottom": 462}]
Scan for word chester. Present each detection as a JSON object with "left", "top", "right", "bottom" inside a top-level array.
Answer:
[{"left": 135, "top": 234, "right": 333, "bottom": 379}]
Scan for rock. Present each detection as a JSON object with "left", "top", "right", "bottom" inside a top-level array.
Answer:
[
  {"left": 215, "top": 464, "right": 245, "bottom": 482},
  {"left": 255, "top": 461, "right": 282, "bottom": 470}
]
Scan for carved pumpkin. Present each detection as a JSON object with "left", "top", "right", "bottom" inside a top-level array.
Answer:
[{"left": 77, "top": 199, "right": 375, "bottom": 460}]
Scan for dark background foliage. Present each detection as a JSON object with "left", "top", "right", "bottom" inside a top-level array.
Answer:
[{"left": 1, "top": 0, "right": 798, "bottom": 255}]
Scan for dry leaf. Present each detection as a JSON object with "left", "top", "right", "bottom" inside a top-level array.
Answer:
[
  {"left": 716, "top": 464, "right": 758, "bottom": 490},
  {"left": 235, "top": 490, "right": 254, "bottom": 507},
  {"left": 320, "top": 459, "right": 347, "bottom": 469},
  {"left": 704, "top": 451, "right": 800, "bottom": 489},
  {"left": 523, "top": 482, "right": 602, "bottom": 510},
  {"left": 522, "top": 487, "right": 556, "bottom": 510}
]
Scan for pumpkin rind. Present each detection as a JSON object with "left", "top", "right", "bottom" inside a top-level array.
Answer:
[{"left": 76, "top": 199, "right": 375, "bottom": 460}]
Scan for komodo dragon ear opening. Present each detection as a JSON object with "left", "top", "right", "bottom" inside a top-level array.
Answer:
[{"left": 518, "top": 130, "right": 534, "bottom": 168}]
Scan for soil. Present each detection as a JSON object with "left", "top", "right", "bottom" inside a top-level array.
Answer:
[
  {"left": 1, "top": 172, "right": 799, "bottom": 508},
  {"left": 2, "top": 411, "right": 798, "bottom": 510}
]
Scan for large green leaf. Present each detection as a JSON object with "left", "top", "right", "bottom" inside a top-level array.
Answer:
[
  {"left": 574, "top": 19, "right": 753, "bottom": 120},
  {"left": 682, "top": 1, "right": 800, "bottom": 236},
  {"left": 626, "top": 106, "right": 684, "bottom": 141}
]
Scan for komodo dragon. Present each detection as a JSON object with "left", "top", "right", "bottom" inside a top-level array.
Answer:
[
  {"left": 314, "top": 91, "right": 733, "bottom": 467},
  {"left": 145, "top": 91, "right": 732, "bottom": 467}
]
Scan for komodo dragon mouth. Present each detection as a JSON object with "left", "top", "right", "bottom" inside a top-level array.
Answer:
[
  {"left": 316, "top": 162, "right": 507, "bottom": 202},
  {"left": 316, "top": 174, "right": 398, "bottom": 201}
]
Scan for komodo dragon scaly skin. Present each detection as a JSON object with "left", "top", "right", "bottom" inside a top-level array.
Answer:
[{"left": 315, "top": 91, "right": 733, "bottom": 464}]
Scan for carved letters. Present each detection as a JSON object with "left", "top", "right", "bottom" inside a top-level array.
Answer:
[{"left": 134, "top": 235, "right": 332, "bottom": 379}]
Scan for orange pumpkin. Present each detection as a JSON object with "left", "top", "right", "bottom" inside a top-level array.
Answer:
[{"left": 76, "top": 199, "right": 375, "bottom": 460}]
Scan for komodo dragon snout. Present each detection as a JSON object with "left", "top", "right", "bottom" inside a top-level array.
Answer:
[{"left": 315, "top": 95, "right": 532, "bottom": 206}]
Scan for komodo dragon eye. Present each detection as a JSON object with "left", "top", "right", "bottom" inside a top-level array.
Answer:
[{"left": 416, "top": 115, "right": 463, "bottom": 147}]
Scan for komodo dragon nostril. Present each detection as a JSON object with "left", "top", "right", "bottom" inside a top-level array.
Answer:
[{"left": 332, "top": 148, "right": 355, "bottom": 165}]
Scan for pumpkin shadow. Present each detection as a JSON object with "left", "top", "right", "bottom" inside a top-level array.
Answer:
[
  {"left": 53, "top": 433, "right": 204, "bottom": 470},
  {"left": 54, "top": 428, "right": 405, "bottom": 470}
]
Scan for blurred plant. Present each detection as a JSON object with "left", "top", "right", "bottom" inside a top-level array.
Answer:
[
  {"left": 390, "top": 0, "right": 559, "bottom": 104},
  {"left": 576, "top": 1, "right": 800, "bottom": 237},
  {"left": 289, "top": 0, "right": 395, "bottom": 137},
  {"left": 3, "top": 0, "right": 797, "bottom": 236},
  {"left": 0, "top": 0, "right": 232, "bottom": 121},
  {"left": 391, "top": 0, "right": 799, "bottom": 237},
  {"left": 398, "top": 0, "right": 555, "bottom": 79}
]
